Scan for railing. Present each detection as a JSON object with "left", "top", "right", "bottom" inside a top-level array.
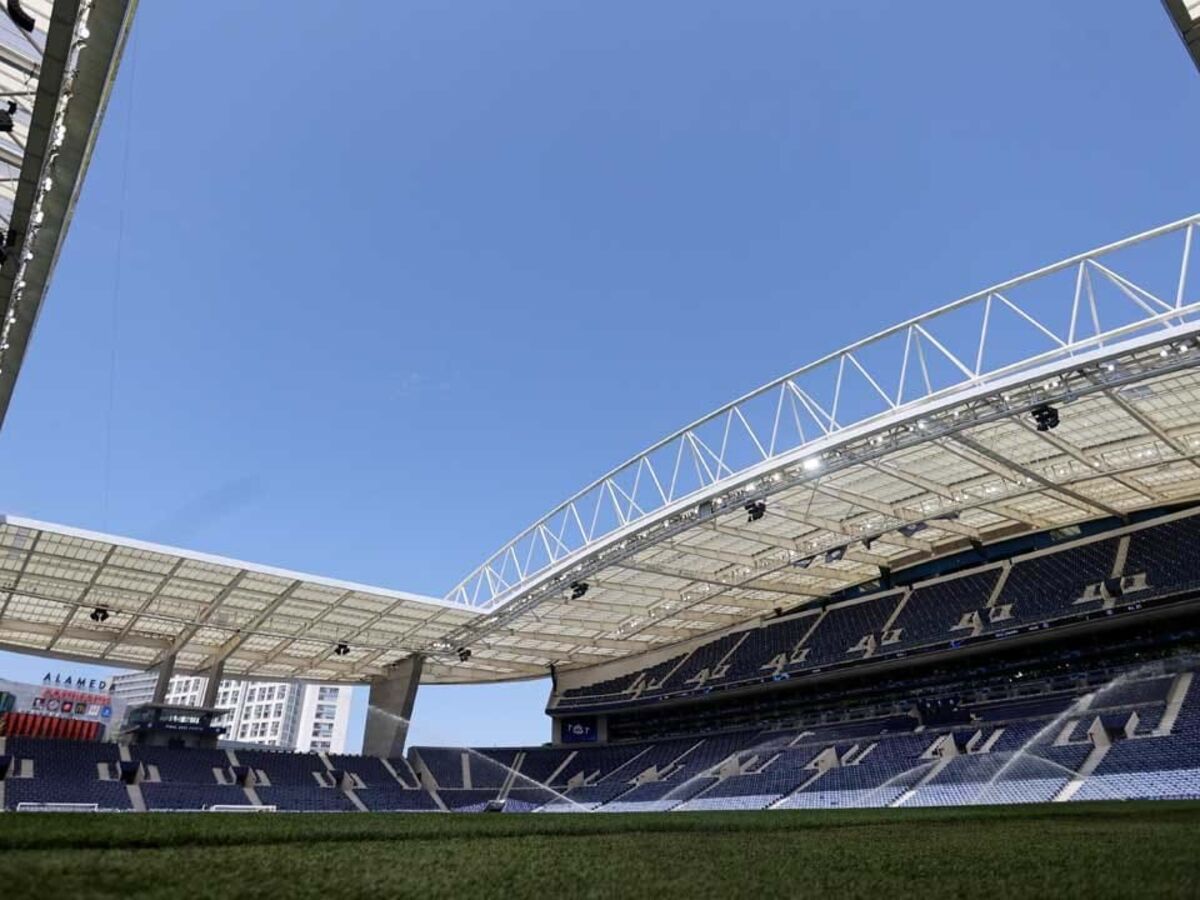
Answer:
[{"left": 445, "top": 216, "right": 1200, "bottom": 612}]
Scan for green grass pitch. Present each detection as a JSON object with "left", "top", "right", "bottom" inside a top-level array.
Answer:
[{"left": 1, "top": 802, "right": 1198, "bottom": 898}]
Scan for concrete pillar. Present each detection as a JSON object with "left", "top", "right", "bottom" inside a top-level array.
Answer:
[
  {"left": 151, "top": 655, "right": 176, "bottom": 704},
  {"left": 201, "top": 661, "right": 224, "bottom": 708},
  {"left": 362, "top": 654, "right": 423, "bottom": 758}
]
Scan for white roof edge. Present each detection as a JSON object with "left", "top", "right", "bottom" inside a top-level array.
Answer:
[{"left": 0, "top": 514, "right": 470, "bottom": 614}]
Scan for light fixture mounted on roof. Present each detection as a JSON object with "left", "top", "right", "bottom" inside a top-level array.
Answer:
[
  {"left": 457, "top": 647, "right": 472, "bottom": 662},
  {"left": 89, "top": 606, "right": 109, "bottom": 623},
  {"left": 1032, "top": 404, "right": 1060, "bottom": 432},
  {"left": 569, "top": 581, "right": 589, "bottom": 600},
  {"left": 744, "top": 500, "right": 767, "bottom": 523},
  {"left": 333, "top": 642, "right": 350, "bottom": 657}
]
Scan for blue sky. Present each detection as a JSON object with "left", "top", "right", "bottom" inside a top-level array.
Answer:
[{"left": 0, "top": 2, "right": 1197, "bottom": 751}]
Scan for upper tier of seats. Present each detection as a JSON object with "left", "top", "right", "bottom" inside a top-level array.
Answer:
[{"left": 556, "top": 510, "right": 1200, "bottom": 710}]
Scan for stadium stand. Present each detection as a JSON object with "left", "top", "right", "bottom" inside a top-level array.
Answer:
[
  {"left": 1125, "top": 513, "right": 1200, "bottom": 600},
  {"left": 888, "top": 570, "right": 1002, "bottom": 650},
  {"left": 3, "top": 737, "right": 129, "bottom": 811},
  {"left": 236, "top": 749, "right": 326, "bottom": 786},
  {"left": 254, "top": 785, "right": 359, "bottom": 812},
  {"left": 551, "top": 511, "right": 1200, "bottom": 711},
  {"left": 3, "top": 656, "right": 1198, "bottom": 813},
  {"left": 559, "top": 652, "right": 688, "bottom": 705},
  {"left": 4, "top": 509, "right": 1200, "bottom": 815},
  {"left": 131, "top": 746, "right": 230, "bottom": 783}
]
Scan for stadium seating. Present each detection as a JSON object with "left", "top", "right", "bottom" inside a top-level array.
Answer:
[
  {"left": 553, "top": 512, "right": 1200, "bottom": 711},
  {"left": 1000, "top": 538, "right": 1120, "bottom": 622},
  {"left": 800, "top": 594, "right": 902, "bottom": 668},
  {"left": 1, "top": 663, "right": 1196, "bottom": 813},
  {"left": 255, "top": 785, "right": 359, "bottom": 812},
  {"left": 469, "top": 748, "right": 519, "bottom": 788},
  {"left": 131, "top": 746, "right": 230, "bottom": 783},
  {"left": 236, "top": 749, "right": 325, "bottom": 786},
  {"left": 1124, "top": 512, "right": 1200, "bottom": 600},
  {"left": 558, "top": 652, "right": 688, "bottom": 707},
  {"left": 140, "top": 782, "right": 250, "bottom": 811},
  {"left": 355, "top": 783, "right": 441, "bottom": 811},
  {"left": 3, "top": 775, "right": 131, "bottom": 811},
  {"left": 507, "top": 664, "right": 1200, "bottom": 812},
  {"left": 439, "top": 789, "right": 502, "bottom": 811},
  {"left": 3, "top": 737, "right": 130, "bottom": 810},
  {"left": 888, "top": 570, "right": 1001, "bottom": 649},
  {"left": 410, "top": 747, "right": 465, "bottom": 789}
]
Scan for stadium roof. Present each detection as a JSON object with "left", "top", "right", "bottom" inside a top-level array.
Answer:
[
  {"left": 2, "top": 216, "right": 1199, "bottom": 684},
  {"left": 0, "top": 0, "right": 136, "bottom": 428},
  {"left": 1162, "top": 0, "right": 1200, "bottom": 71},
  {"left": 0, "top": 516, "right": 479, "bottom": 682}
]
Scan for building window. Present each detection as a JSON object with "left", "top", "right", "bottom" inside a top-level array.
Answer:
[{"left": 318, "top": 687, "right": 339, "bottom": 702}]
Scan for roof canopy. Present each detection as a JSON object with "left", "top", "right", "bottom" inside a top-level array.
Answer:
[
  {"left": 0, "top": 0, "right": 136, "bottom": 427},
  {"left": 0, "top": 516, "right": 479, "bottom": 682},
  {"left": 1162, "top": 0, "right": 1200, "bottom": 71}
]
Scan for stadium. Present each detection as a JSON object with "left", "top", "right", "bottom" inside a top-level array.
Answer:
[{"left": 2, "top": 2, "right": 1200, "bottom": 897}]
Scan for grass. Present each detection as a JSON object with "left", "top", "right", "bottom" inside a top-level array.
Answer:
[{"left": 1, "top": 802, "right": 1199, "bottom": 898}]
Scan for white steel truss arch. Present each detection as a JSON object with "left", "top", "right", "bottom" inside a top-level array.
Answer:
[{"left": 443, "top": 216, "right": 1200, "bottom": 625}]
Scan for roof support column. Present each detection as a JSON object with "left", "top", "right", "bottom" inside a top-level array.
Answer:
[
  {"left": 151, "top": 654, "right": 176, "bottom": 704},
  {"left": 201, "top": 661, "right": 224, "bottom": 708},
  {"left": 362, "top": 653, "right": 423, "bottom": 758}
]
